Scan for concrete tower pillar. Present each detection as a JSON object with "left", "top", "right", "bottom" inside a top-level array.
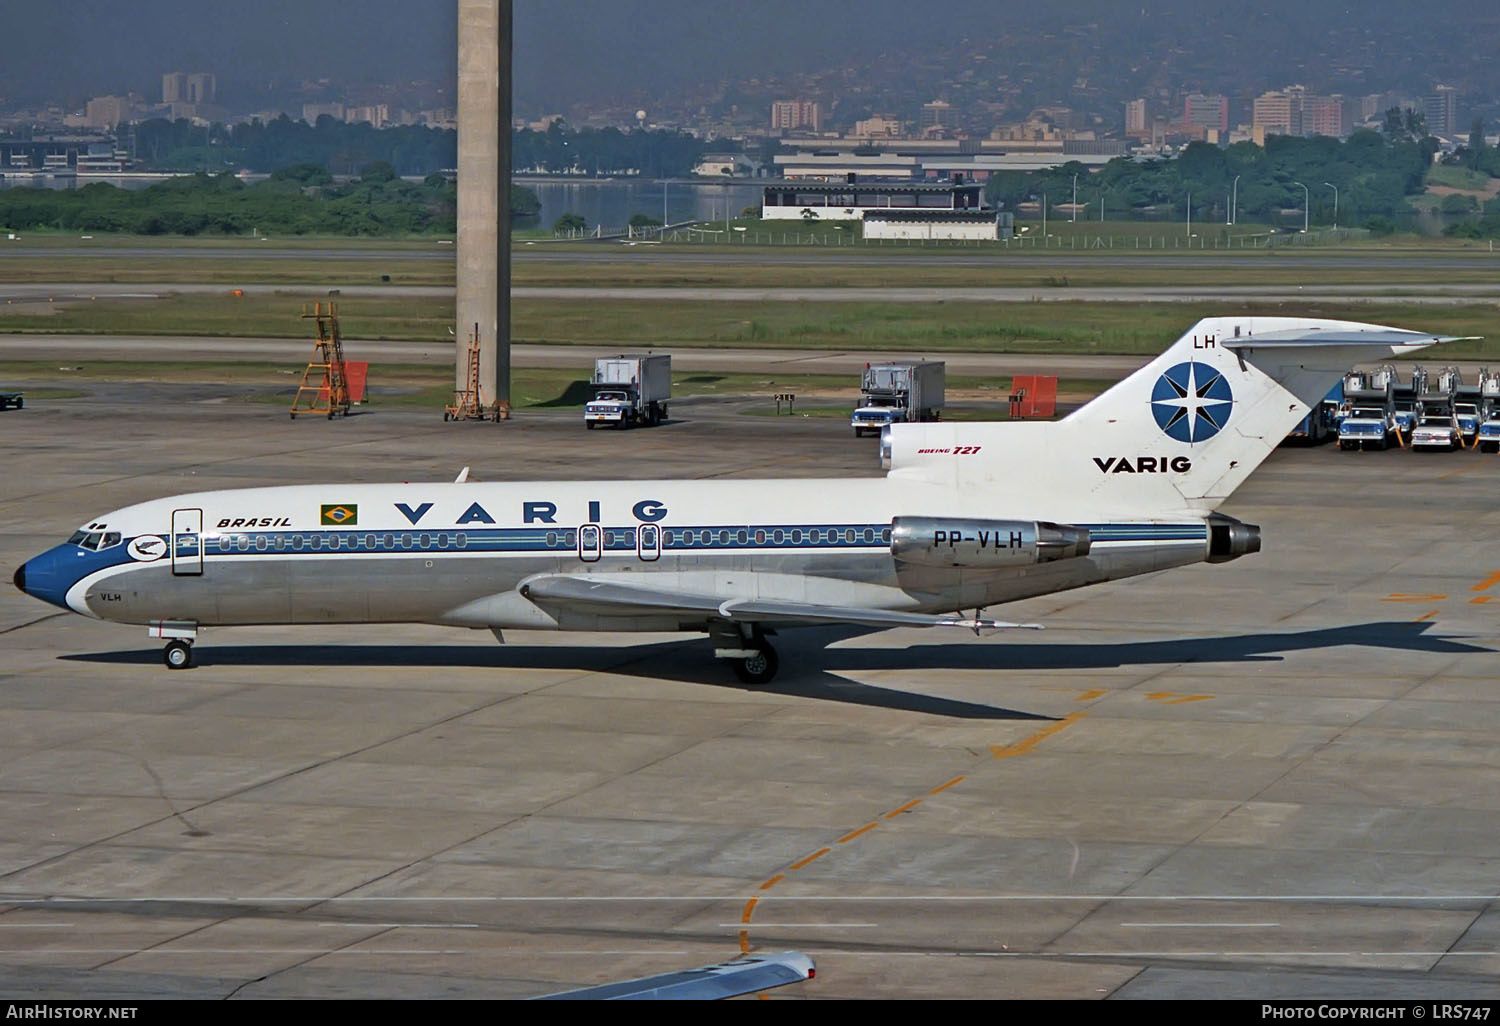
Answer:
[{"left": 456, "top": 0, "right": 511, "bottom": 410}]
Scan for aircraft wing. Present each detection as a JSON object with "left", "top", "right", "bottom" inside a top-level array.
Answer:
[
  {"left": 533, "top": 950, "right": 815, "bottom": 1000},
  {"left": 519, "top": 575, "right": 1042, "bottom": 631}
]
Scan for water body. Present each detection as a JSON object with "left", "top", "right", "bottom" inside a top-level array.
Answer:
[{"left": 518, "top": 178, "right": 766, "bottom": 233}]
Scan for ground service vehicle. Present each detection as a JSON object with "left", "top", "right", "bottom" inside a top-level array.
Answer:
[
  {"left": 1454, "top": 402, "right": 1482, "bottom": 446},
  {"left": 1338, "top": 406, "right": 1399, "bottom": 450},
  {"left": 584, "top": 354, "right": 671, "bottom": 429},
  {"left": 1287, "top": 382, "right": 1342, "bottom": 443},
  {"left": 1478, "top": 371, "right": 1500, "bottom": 452},
  {"left": 1411, "top": 413, "right": 1463, "bottom": 451},
  {"left": 852, "top": 362, "right": 945, "bottom": 437}
]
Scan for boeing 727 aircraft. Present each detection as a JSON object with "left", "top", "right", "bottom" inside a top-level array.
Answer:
[{"left": 13, "top": 316, "right": 1465, "bottom": 682}]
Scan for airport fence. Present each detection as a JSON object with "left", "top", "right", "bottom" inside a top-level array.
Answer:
[{"left": 549, "top": 224, "right": 1375, "bottom": 249}]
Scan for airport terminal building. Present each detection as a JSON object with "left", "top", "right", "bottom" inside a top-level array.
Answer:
[
  {"left": 760, "top": 181, "right": 986, "bottom": 221},
  {"left": 761, "top": 181, "right": 1012, "bottom": 240}
]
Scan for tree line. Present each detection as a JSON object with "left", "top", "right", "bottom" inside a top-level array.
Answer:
[
  {"left": 0, "top": 164, "right": 463, "bottom": 236},
  {"left": 984, "top": 123, "right": 1441, "bottom": 233},
  {"left": 513, "top": 120, "right": 707, "bottom": 176},
  {"left": 128, "top": 116, "right": 460, "bottom": 176}
]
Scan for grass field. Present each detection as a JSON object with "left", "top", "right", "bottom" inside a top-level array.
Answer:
[
  {"left": 3, "top": 293, "right": 1496, "bottom": 359},
  {"left": 7, "top": 231, "right": 1500, "bottom": 291}
]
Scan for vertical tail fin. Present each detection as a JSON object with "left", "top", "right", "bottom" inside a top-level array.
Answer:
[{"left": 888, "top": 317, "right": 1465, "bottom": 519}]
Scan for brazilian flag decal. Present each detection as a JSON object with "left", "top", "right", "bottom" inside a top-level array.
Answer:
[{"left": 320, "top": 503, "right": 358, "bottom": 526}]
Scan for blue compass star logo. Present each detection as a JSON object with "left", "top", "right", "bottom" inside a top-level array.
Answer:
[{"left": 1151, "top": 361, "right": 1234, "bottom": 443}]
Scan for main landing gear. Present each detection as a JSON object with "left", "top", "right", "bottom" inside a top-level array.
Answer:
[
  {"left": 163, "top": 639, "right": 193, "bottom": 670},
  {"left": 150, "top": 621, "right": 199, "bottom": 671},
  {"left": 711, "top": 622, "right": 779, "bottom": 685},
  {"left": 733, "top": 642, "right": 779, "bottom": 686}
]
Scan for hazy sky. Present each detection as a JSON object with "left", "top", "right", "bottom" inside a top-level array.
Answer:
[{"left": 2, "top": 1, "right": 1496, "bottom": 109}]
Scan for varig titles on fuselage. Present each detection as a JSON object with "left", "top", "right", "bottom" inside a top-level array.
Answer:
[{"left": 295, "top": 498, "right": 675, "bottom": 528}]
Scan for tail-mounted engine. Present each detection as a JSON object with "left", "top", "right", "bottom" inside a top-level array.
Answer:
[
  {"left": 891, "top": 517, "right": 1091, "bottom": 569},
  {"left": 1206, "top": 513, "right": 1261, "bottom": 563}
]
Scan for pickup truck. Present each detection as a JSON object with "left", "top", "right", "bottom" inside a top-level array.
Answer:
[
  {"left": 1453, "top": 402, "right": 1482, "bottom": 446},
  {"left": 1478, "top": 411, "right": 1500, "bottom": 453},
  {"left": 0, "top": 392, "right": 21, "bottom": 411},
  {"left": 1337, "top": 406, "right": 1398, "bottom": 450}
]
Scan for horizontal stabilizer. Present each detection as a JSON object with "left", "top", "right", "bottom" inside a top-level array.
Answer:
[
  {"left": 520, "top": 575, "right": 1041, "bottom": 631},
  {"left": 1223, "top": 329, "right": 1477, "bottom": 349}
]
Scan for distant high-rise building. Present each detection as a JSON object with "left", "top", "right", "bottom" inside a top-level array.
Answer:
[
  {"left": 1253, "top": 90, "right": 1301, "bottom": 137},
  {"left": 852, "top": 114, "right": 903, "bottom": 138},
  {"left": 1125, "top": 98, "right": 1148, "bottom": 137},
  {"left": 85, "top": 95, "right": 132, "bottom": 130},
  {"left": 770, "top": 100, "right": 821, "bottom": 134},
  {"left": 1184, "top": 93, "right": 1228, "bottom": 134},
  {"left": 186, "top": 73, "right": 216, "bottom": 106},
  {"left": 162, "top": 72, "right": 188, "bottom": 104},
  {"left": 1302, "top": 94, "right": 1349, "bottom": 138},
  {"left": 920, "top": 100, "right": 957, "bottom": 134},
  {"left": 1424, "top": 85, "right": 1459, "bottom": 136},
  {"left": 346, "top": 104, "right": 389, "bottom": 128}
]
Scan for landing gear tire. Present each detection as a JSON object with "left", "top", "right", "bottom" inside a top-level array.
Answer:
[
  {"left": 733, "top": 643, "right": 778, "bottom": 686},
  {"left": 163, "top": 640, "right": 193, "bottom": 670}
]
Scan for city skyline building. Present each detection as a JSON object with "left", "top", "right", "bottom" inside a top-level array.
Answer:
[
  {"left": 1424, "top": 85, "right": 1459, "bottom": 136},
  {"left": 770, "top": 99, "right": 820, "bottom": 134},
  {"left": 1184, "top": 92, "right": 1228, "bottom": 133}
]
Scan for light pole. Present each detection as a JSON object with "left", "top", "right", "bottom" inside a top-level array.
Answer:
[
  {"left": 1324, "top": 181, "right": 1338, "bottom": 229},
  {"left": 1186, "top": 191, "right": 1191, "bottom": 239},
  {"left": 1041, "top": 191, "right": 1047, "bottom": 240},
  {"left": 1072, "top": 173, "right": 1078, "bottom": 222},
  {"left": 1230, "top": 174, "right": 1240, "bottom": 225},
  {"left": 1293, "top": 180, "right": 1309, "bottom": 232}
]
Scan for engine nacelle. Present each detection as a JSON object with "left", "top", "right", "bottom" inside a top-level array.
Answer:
[
  {"left": 1206, "top": 513, "right": 1261, "bottom": 563},
  {"left": 891, "top": 517, "right": 1092, "bottom": 569}
]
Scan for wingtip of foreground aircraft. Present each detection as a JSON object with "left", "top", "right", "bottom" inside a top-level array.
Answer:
[{"left": 533, "top": 950, "right": 815, "bottom": 1000}]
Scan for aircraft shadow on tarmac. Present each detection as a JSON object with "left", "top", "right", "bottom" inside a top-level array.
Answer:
[{"left": 62, "top": 621, "right": 1487, "bottom": 721}]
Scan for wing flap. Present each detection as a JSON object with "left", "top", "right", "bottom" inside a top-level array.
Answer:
[
  {"left": 520, "top": 574, "right": 1040, "bottom": 631},
  {"left": 520, "top": 575, "right": 723, "bottom": 617}
]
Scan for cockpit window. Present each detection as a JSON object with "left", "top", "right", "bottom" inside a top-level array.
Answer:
[
  {"left": 68, "top": 530, "right": 88, "bottom": 546},
  {"left": 101, "top": 532, "right": 121, "bottom": 549}
]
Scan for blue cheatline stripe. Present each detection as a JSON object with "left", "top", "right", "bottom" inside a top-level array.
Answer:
[{"left": 142, "top": 522, "right": 1208, "bottom": 560}]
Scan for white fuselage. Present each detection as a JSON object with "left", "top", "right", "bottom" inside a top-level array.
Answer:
[{"left": 24, "top": 477, "right": 1208, "bottom": 633}]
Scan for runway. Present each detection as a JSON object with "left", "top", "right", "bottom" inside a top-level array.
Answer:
[{"left": 1, "top": 386, "right": 1497, "bottom": 999}]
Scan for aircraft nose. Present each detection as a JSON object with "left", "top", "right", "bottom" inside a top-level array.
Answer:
[{"left": 12, "top": 548, "right": 74, "bottom": 610}]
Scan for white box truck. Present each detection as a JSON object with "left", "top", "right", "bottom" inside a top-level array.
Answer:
[
  {"left": 851, "top": 361, "right": 945, "bottom": 437},
  {"left": 584, "top": 354, "right": 671, "bottom": 428}
]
